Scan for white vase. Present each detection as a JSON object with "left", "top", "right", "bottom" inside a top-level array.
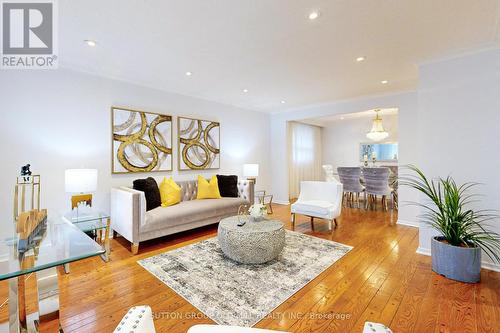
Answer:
[{"left": 250, "top": 215, "right": 264, "bottom": 222}]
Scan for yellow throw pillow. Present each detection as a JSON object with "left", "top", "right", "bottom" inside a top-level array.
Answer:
[
  {"left": 159, "top": 177, "right": 181, "bottom": 207},
  {"left": 197, "top": 175, "right": 221, "bottom": 199}
]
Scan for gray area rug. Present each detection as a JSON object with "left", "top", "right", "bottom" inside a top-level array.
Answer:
[{"left": 138, "top": 230, "right": 352, "bottom": 327}]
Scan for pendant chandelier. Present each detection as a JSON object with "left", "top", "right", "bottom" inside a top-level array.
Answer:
[{"left": 366, "top": 109, "right": 389, "bottom": 141}]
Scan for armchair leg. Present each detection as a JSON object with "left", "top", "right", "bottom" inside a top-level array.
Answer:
[
  {"left": 291, "top": 213, "right": 296, "bottom": 230},
  {"left": 334, "top": 218, "right": 338, "bottom": 227},
  {"left": 310, "top": 216, "right": 315, "bottom": 232},
  {"left": 131, "top": 242, "right": 139, "bottom": 255}
]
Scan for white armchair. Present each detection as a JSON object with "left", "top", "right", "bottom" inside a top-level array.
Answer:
[
  {"left": 290, "top": 180, "right": 343, "bottom": 232},
  {"left": 188, "top": 325, "right": 288, "bottom": 333},
  {"left": 113, "top": 305, "right": 155, "bottom": 333}
]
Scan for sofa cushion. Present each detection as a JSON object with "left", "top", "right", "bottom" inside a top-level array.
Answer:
[
  {"left": 216, "top": 175, "right": 239, "bottom": 198},
  {"left": 197, "top": 175, "right": 222, "bottom": 199},
  {"left": 142, "top": 197, "right": 247, "bottom": 233},
  {"left": 159, "top": 177, "right": 181, "bottom": 207},
  {"left": 133, "top": 177, "right": 161, "bottom": 211}
]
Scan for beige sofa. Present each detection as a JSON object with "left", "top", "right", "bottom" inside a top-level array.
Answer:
[{"left": 111, "top": 179, "right": 254, "bottom": 254}]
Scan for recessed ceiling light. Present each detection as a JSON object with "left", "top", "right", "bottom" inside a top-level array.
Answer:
[
  {"left": 84, "top": 39, "right": 97, "bottom": 47},
  {"left": 381, "top": 80, "right": 388, "bottom": 84},
  {"left": 340, "top": 116, "right": 345, "bottom": 120},
  {"left": 243, "top": 89, "right": 249, "bottom": 93},
  {"left": 281, "top": 100, "right": 286, "bottom": 104},
  {"left": 308, "top": 11, "right": 320, "bottom": 20},
  {"left": 356, "top": 56, "right": 366, "bottom": 62},
  {"left": 185, "top": 71, "right": 193, "bottom": 76}
]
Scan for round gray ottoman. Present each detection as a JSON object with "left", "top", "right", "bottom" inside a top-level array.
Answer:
[{"left": 217, "top": 216, "right": 285, "bottom": 264}]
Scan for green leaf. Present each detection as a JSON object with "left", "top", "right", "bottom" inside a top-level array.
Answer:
[{"left": 401, "top": 165, "right": 500, "bottom": 263}]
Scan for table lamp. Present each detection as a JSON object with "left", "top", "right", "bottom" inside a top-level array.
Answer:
[
  {"left": 65, "top": 169, "right": 98, "bottom": 210},
  {"left": 243, "top": 164, "right": 259, "bottom": 184}
]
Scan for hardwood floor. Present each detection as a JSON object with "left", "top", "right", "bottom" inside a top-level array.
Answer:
[{"left": 1, "top": 204, "right": 499, "bottom": 332}]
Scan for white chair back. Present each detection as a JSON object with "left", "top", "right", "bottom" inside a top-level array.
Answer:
[
  {"left": 322, "top": 164, "right": 337, "bottom": 182},
  {"left": 297, "top": 180, "right": 342, "bottom": 204},
  {"left": 113, "top": 305, "right": 155, "bottom": 333}
]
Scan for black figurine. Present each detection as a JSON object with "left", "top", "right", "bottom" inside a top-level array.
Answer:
[{"left": 20, "top": 164, "right": 32, "bottom": 176}]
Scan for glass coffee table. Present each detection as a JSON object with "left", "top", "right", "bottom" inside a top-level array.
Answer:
[
  {"left": 0, "top": 216, "right": 105, "bottom": 332},
  {"left": 63, "top": 210, "right": 111, "bottom": 262}
]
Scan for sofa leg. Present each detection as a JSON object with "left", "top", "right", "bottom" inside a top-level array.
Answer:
[
  {"left": 113, "top": 230, "right": 119, "bottom": 238},
  {"left": 310, "top": 216, "right": 315, "bottom": 232},
  {"left": 334, "top": 218, "right": 338, "bottom": 227},
  {"left": 131, "top": 242, "right": 139, "bottom": 255},
  {"left": 291, "top": 213, "right": 296, "bottom": 230}
]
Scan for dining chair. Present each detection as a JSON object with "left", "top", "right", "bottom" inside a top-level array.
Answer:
[
  {"left": 363, "top": 167, "right": 395, "bottom": 211},
  {"left": 290, "top": 180, "right": 343, "bottom": 233},
  {"left": 337, "top": 167, "right": 365, "bottom": 208},
  {"left": 381, "top": 165, "right": 398, "bottom": 210},
  {"left": 322, "top": 164, "right": 337, "bottom": 182}
]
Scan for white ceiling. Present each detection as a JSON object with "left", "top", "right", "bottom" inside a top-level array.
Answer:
[
  {"left": 299, "top": 108, "right": 399, "bottom": 127},
  {"left": 59, "top": 0, "right": 500, "bottom": 113}
]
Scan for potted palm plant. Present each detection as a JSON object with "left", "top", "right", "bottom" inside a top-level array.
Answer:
[{"left": 402, "top": 165, "right": 500, "bottom": 283}]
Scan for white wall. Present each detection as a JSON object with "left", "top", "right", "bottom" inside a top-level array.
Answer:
[
  {"left": 321, "top": 114, "right": 398, "bottom": 170},
  {"left": 415, "top": 48, "right": 500, "bottom": 270},
  {"left": 0, "top": 69, "right": 270, "bottom": 222}
]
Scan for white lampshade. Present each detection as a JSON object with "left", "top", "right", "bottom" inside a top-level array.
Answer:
[
  {"left": 243, "top": 164, "right": 259, "bottom": 178},
  {"left": 65, "top": 169, "right": 98, "bottom": 193}
]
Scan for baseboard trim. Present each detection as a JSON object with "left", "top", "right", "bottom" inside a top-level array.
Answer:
[
  {"left": 416, "top": 247, "right": 500, "bottom": 272},
  {"left": 416, "top": 246, "right": 431, "bottom": 256},
  {"left": 273, "top": 199, "right": 290, "bottom": 205},
  {"left": 481, "top": 261, "right": 500, "bottom": 272},
  {"left": 397, "top": 219, "right": 419, "bottom": 228}
]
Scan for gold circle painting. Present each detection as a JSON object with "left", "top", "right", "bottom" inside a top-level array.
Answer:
[
  {"left": 178, "top": 117, "right": 220, "bottom": 170},
  {"left": 112, "top": 107, "right": 173, "bottom": 173}
]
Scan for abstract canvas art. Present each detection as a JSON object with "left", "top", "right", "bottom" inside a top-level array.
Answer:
[
  {"left": 178, "top": 117, "right": 220, "bottom": 170},
  {"left": 112, "top": 107, "right": 172, "bottom": 173}
]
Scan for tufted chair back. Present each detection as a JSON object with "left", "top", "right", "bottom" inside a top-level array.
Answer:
[
  {"left": 363, "top": 167, "right": 392, "bottom": 196},
  {"left": 337, "top": 167, "right": 364, "bottom": 193}
]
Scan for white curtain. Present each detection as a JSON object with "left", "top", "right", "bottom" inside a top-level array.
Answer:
[{"left": 288, "top": 122, "right": 323, "bottom": 199}]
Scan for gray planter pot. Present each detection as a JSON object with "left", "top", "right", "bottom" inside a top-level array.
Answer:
[{"left": 431, "top": 236, "right": 481, "bottom": 283}]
